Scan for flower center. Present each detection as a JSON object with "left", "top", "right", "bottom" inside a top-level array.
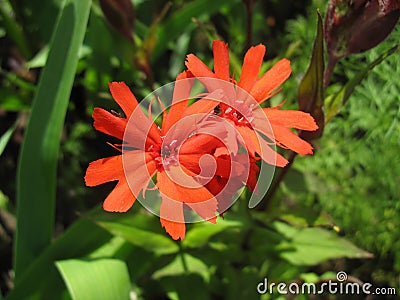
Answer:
[
  {"left": 156, "top": 139, "right": 179, "bottom": 169},
  {"left": 222, "top": 100, "right": 254, "bottom": 126}
]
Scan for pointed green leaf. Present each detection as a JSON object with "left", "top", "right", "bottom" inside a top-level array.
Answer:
[
  {"left": 153, "top": 253, "right": 209, "bottom": 282},
  {"left": 14, "top": 0, "right": 92, "bottom": 280},
  {"left": 297, "top": 11, "right": 325, "bottom": 140},
  {"left": 90, "top": 210, "right": 179, "bottom": 255},
  {"left": 0, "top": 123, "right": 15, "bottom": 156},
  {"left": 325, "top": 43, "right": 400, "bottom": 123},
  {"left": 56, "top": 258, "right": 131, "bottom": 300},
  {"left": 274, "top": 222, "right": 372, "bottom": 266},
  {"left": 6, "top": 217, "right": 113, "bottom": 300},
  {"left": 182, "top": 220, "right": 241, "bottom": 248}
]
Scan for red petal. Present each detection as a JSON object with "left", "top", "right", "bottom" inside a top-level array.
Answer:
[
  {"left": 108, "top": 82, "right": 139, "bottom": 118},
  {"left": 180, "top": 134, "right": 222, "bottom": 155},
  {"left": 250, "top": 59, "right": 291, "bottom": 103},
  {"left": 185, "top": 54, "right": 216, "bottom": 79},
  {"left": 246, "top": 160, "right": 260, "bottom": 192},
  {"left": 263, "top": 108, "right": 318, "bottom": 131},
  {"left": 212, "top": 40, "right": 230, "bottom": 81},
  {"left": 93, "top": 107, "right": 161, "bottom": 150},
  {"left": 272, "top": 125, "right": 314, "bottom": 155},
  {"left": 123, "top": 107, "right": 162, "bottom": 149},
  {"left": 108, "top": 82, "right": 161, "bottom": 147},
  {"left": 159, "top": 168, "right": 218, "bottom": 223},
  {"left": 157, "top": 166, "right": 217, "bottom": 205},
  {"left": 161, "top": 71, "right": 192, "bottom": 135},
  {"left": 86, "top": 150, "right": 157, "bottom": 212},
  {"left": 159, "top": 195, "right": 186, "bottom": 240},
  {"left": 185, "top": 54, "right": 224, "bottom": 92},
  {"left": 85, "top": 155, "right": 123, "bottom": 186},
  {"left": 187, "top": 202, "right": 217, "bottom": 224},
  {"left": 103, "top": 178, "right": 136, "bottom": 212},
  {"left": 238, "top": 44, "right": 266, "bottom": 91},
  {"left": 181, "top": 89, "right": 223, "bottom": 118},
  {"left": 93, "top": 107, "right": 127, "bottom": 140},
  {"left": 237, "top": 125, "right": 288, "bottom": 167},
  {"left": 123, "top": 150, "right": 158, "bottom": 197}
]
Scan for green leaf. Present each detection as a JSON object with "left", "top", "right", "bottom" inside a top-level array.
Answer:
[
  {"left": 14, "top": 0, "right": 92, "bottom": 281},
  {"left": 0, "top": 190, "right": 9, "bottom": 209},
  {"left": 159, "top": 274, "right": 210, "bottom": 300},
  {"left": 0, "top": 0, "right": 32, "bottom": 58},
  {"left": 0, "top": 89, "right": 31, "bottom": 111},
  {"left": 26, "top": 45, "right": 92, "bottom": 69},
  {"left": 0, "top": 123, "right": 15, "bottom": 156},
  {"left": 297, "top": 11, "right": 325, "bottom": 140},
  {"left": 90, "top": 210, "right": 179, "bottom": 255},
  {"left": 56, "top": 258, "right": 131, "bottom": 300},
  {"left": 6, "top": 216, "right": 113, "bottom": 300},
  {"left": 325, "top": 43, "right": 400, "bottom": 123},
  {"left": 153, "top": 253, "right": 209, "bottom": 282},
  {"left": 274, "top": 222, "right": 373, "bottom": 266},
  {"left": 182, "top": 220, "right": 241, "bottom": 248}
]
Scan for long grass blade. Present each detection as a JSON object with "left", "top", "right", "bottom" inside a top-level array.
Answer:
[{"left": 14, "top": 0, "right": 92, "bottom": 281}]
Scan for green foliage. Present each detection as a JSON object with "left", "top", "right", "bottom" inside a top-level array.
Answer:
[
  {"left": 56, "top": 258, "right": 131, "bottom": 300},
  {"left": 286, "top": 2, "right": 400, "bottom": 287},
  {"left": 297, "top": 11, "right": 324, "bottom": 139},
  {"left": 0, "top": 123, "right": 15, "bottom": 157}
]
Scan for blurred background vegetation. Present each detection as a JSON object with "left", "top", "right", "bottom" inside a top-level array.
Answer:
[{"left": 0, "top": 0, "right": 399, "bottom": 299}]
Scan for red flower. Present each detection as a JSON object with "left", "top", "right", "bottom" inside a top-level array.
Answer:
[
  {"left": 185, "top": 40, "right": 318, "bottom": 167},
  {"left": 85, "top": 73, "right": 248, "bottom": 240}
]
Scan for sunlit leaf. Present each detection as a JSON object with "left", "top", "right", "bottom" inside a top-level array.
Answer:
[
  {"left": 26, "top": 45, "right": 92, "bottom": 69},
  {"left": 274, "top": 222, "right": 372, "bottom": 266},
  {"left": 297, "top": 11, "right": 325, "bottom": 140},
  {"left": 90, "top": 210, "right": 179, "bottom": 255},
  {"left": 0, "top": 89, "right": 31, "bottom": 111},
  {"left": 153, "top": 253, "right": 209, "bottom": 282},
  {"left": 0, "top": 123, "right": 15, "bottom": 156},
  {"left": 56, "top": 258, "right": 131, "bottom": 300},
  {"left": 0, "top": 190, "right": 9, "bottom": 209},
  {"left": 325, "top": 43, "right": 400, "bottom": 123},
  {"left": 182, "top": 220, "right": 241, "bottom": 248}
]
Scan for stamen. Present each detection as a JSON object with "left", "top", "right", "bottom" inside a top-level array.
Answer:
[{"left": 111, "top": 110, "right": 122, "bottom": 117}]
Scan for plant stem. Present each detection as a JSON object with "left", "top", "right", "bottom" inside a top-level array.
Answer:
[
  {"left": 179, "top": 243, "right": 188, "bottom": 273},
  {"left": 243, "top": 0, "right": 255, "bottom": 50}
]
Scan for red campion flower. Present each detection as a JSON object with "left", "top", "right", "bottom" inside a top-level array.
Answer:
[
  {"left": 85, "top": 72, "right": 249, "bottom": 240},
  {"left": 185, "top": 40, "right": 318, "bottom": 167}
]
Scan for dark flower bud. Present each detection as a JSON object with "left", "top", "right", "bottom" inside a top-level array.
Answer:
[
  {"left": 99, "top": 0, "right": 135, "bottom": 42},
  {"left": 324, "top": 0, "right": 399, "bottom": 83}
]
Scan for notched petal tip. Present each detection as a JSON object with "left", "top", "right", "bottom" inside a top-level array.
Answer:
[
  {"left": 108, "top": 81, "right": 138, "bottom": 117},
  {"left": 84, "top": 155, "right": 123, "bottom": 187},
  {"left": 160, "top": 218, "right": 186, "bottom": 240},
  {"left": 102, "top": 179, "right": 136, "bottom": 212}
]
